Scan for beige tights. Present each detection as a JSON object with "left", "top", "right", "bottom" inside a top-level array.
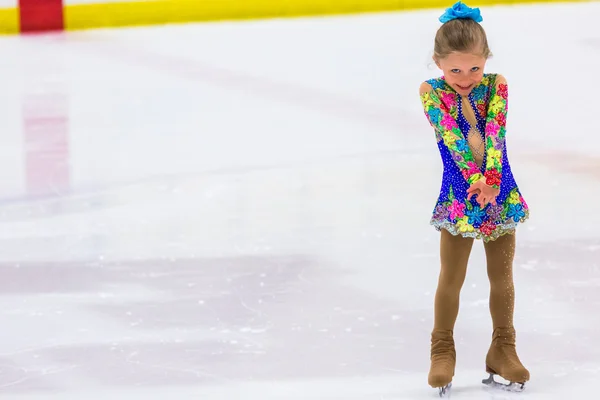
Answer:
[{"left": 433, "top": 229, "right": 516, "bottom": 331}]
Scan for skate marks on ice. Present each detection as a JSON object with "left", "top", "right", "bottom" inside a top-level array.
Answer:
[
  {"left": 514, "top": 237, "right": 600, "bottom": 347},
  {"left": 427, "top": 373, "right": 527, "bottom": 400},
  {"left": 0, "top": 356, "right": 82, "bottom": 395},
  {"left": 525, "top": 151, "right": 600, "bottom": 181},
  {"left": 581, "top": 37, "right": 600, "bottom": 49},
  {"left": 425, "top": 368, "right": 596, "bottom": 400},
  {"left": 0, "top": 358, "right": 54, "bottom": 392},
  {"left": 0, "top": 254, "right": 436, "bottom": 396},
  {"left": 65, "top": 37, "right": 415, "bottom": 134}
]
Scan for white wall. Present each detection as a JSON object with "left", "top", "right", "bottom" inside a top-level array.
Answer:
[{"left": 0, "top": 0, "right": 17, "bottom": 8}]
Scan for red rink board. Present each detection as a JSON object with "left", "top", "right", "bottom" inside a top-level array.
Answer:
[{"left": 19, "top": 0, "right": 64, "bottom": 32}]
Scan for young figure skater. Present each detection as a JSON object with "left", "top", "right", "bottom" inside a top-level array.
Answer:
[{"left": 418, "top": 1, "right": 530, "bottom": 396}]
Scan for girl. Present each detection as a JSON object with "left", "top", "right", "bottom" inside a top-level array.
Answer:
[{"left": 418, "top": 1, "right": 530, "bottom": 396}]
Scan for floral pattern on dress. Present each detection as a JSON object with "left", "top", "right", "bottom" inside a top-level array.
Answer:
[
  {"left": 419, "top": 73, "right": 529, "bottom": 242},
  {"left": 430, "top": 185, "right": 528, "bottom": 241},
  {"left": 420, "top": 84, "right": 484, "bottom": 185},
  {"left": 483, "top": 82, "right": 509, "bottom": 189}
]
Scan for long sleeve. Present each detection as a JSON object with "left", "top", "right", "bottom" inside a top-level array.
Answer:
[
  {"left": 483, "top": 75, "right": 509, "bottom": 189},
  {"left": 419, "top": 82, "right": 484, "bottom": 185}
]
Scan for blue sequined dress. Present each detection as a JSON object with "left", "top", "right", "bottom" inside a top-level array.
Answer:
[{"left": 419, "top": 73, "right": 529, "bottom": 242}]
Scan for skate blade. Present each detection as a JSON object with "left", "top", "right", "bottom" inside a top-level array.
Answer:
[
  {"left": 438, "top": 382, "right": 452, "bottom": 398},
  {"left": 482, "top": 374, "right": 525, "bottom": 392}
]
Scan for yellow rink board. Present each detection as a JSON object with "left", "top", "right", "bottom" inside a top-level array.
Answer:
[
  {"left": 65, "top": 0, "right": 416, "bottom": 30},
  {"left": 0, "top": 7, "right": 19, "bottom": 34},
  {"left": 0, "top": 0, "right": 593, "bottom": 34},
  {"left": 63, "top": 0, "right": 594, "bottom": 31}
]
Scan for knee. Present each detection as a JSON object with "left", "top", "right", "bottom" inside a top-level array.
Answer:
[
  {"left": 487, "top": 265, "right": 515, "bottom": 287},
  {"left": 489, "top": 279, "right": 515, "bottom": 292},
  {"left": 438, "top": 269, "right": 467, "bottom": 292}
]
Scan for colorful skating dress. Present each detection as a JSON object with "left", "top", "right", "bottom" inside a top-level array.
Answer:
[{"left": 419, "top": 73, "right": 529, "bottom": 242}]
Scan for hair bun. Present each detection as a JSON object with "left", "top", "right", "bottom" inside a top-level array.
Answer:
[{"left": 439, "top": 1, "right": 483, "bottom": 23}]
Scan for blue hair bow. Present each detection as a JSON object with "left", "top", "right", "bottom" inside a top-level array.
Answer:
[{"left": 439, "top": 1, "right": 483, "bottom": 23}]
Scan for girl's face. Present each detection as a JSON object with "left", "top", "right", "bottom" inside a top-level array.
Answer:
[{"left": 435, "top": 51, "right": 487, "bottom": 96}]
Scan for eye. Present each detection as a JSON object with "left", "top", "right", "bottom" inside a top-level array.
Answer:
[
  {"left": 451, "top": 69, "right": 460, "bottom": 73},
  {"left": 471, "top": 67, "right": 480, "bottom": 72}
]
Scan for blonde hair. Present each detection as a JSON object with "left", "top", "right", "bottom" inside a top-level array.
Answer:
[{"left": 433, "top": 18, "right": 492, "bottom": 60}]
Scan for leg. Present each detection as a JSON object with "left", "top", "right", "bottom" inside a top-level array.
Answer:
[
  {"left": 484, "top": 231, "right": 516, "bottom": 329},
  {"left": 434, "top": 229, "right": 475, "bottom": 330},
  {"left": 428, "top": 229, "right": 474, "bottom": 389},
  {"left": 483, "top": 232, "right": 530, "bottom": 384}
]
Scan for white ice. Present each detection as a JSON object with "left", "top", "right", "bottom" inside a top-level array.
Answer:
[{"left": 0, "top": 2, "right": 599, "bottom": 399}]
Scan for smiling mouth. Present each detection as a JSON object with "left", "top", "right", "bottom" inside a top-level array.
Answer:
[{"left": 457, "top": 84, "right": 472, "bottom": 90}]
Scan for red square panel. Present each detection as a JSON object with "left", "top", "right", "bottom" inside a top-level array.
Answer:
[{"left": 19, "top": 0, "right": 64, "bottom": 33}]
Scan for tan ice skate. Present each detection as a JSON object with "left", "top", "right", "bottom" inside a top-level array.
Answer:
[
  {"left": 483, "top": 327, "right": 530, "bottom": 392},
  {"left": 428, "top": 329, "right": 455, "bottom": 397}
]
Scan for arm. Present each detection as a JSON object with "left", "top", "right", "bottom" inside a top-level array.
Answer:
[
  {"left": 419, "top": 82, "right": 483, "bottom": 185},
  {"left": 483, "top": 75, "right": 508, "bottom": 189}
]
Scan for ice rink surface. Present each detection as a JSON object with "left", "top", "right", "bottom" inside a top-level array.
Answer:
[{"left": 0, "top": 2, "right": 599, "bottom": 399}]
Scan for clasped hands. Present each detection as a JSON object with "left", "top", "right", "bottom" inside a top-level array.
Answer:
[{"left": 467, "top": 179, "right": 500, "bottom": 208}]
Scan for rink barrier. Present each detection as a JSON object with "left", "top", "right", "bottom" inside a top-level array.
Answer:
[
  {"left": 0, "top": 0, "right": 596, "bottom": 34},
  {"left": 0, "top": 7, "right": 18, "bottom": 33},
  {"left": 64, "top": 0, "right": 423, "bottom": 31}
]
